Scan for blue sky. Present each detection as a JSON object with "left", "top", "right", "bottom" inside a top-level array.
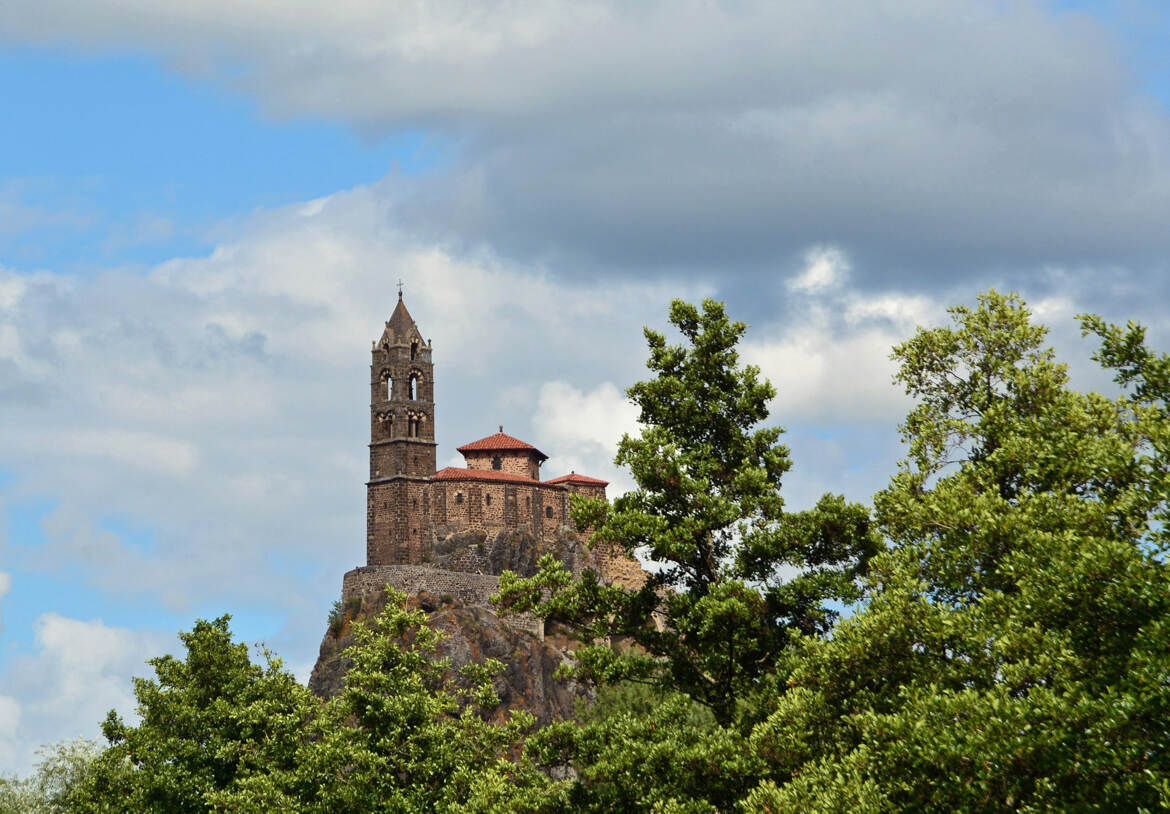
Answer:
[
  {"left": 2, "top": 46, "right": 440, "bottom": 272},
  {"left": 2, "top": 0, "right": 1170, "bottom": 774}
]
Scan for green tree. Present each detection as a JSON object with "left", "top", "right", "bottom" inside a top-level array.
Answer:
[
  {"left": 498, "top": 298, "right": 877, "bottom": 726},
  {"left": 0, "top": 739, "right": 103, "bottom": 814},
  {"left": 517, "top": 684, "right": 761, "bottom": 814},
  {"left": 747, "top": 291, "right": 1170, "bottom": 812},
  {"left": 211, "top": 588, "right": 555, "bottom": 813},
  {"left": 69, "top": 616, "right": 317, "bottom": 813}
]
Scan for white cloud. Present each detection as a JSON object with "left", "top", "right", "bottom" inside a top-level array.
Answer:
[
  {"left": 746, "top": 326, "right": 911, "bottom": 426},
  {"left": 0, "top": 570, "right": 10, "bottom": 636},
  {"left": 0, "top": 613, "right": 171, "bottom": 774},
  {"left": 533, "top": 380, "right": 640, "bottom": 495},
  {"left": 787, "top": 246, "right": 849, "bottom": 294},
  {"left": 0, "top": 695, "right": 20, "bottom": 761},
  {"left": 749, "top": 246, "right": 944, "bottom": 426},
  {"left": 0, "top": 180, "right": 706, "bottom": 622},
  {"left": 0, "top": 1, "right": 1123, "bottom": 129},
  {"left": 843, "top": 294, "right": 935, "bottom": 333}
]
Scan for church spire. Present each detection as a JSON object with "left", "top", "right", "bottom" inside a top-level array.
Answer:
[{"left": 382, "top": 294, "right": 420, "bottom": 347}]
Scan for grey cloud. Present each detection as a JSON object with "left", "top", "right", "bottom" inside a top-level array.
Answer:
[{"left": 6, "top": 0, "right": 1168, "bottom": 295}]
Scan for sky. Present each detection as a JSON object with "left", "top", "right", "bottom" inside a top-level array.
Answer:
[{"left": 1, "top": 0, "right": 1169, "bottom": 774}]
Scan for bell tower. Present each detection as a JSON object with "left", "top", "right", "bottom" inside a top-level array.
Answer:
[{"left": 366, "top": 292, "right": 436, "bottom": 565}]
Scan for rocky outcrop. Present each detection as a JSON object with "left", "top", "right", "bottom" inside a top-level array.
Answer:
[{"left": 309, "top": 590, "right": 590, "bottom": 725}]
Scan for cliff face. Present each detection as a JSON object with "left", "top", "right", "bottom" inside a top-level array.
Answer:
[
  {"left": 308, "top": 589, "right": 591, "bottom": 725},
  {"left": 313, "top": 525, "right": 645, "bottom": 723}
]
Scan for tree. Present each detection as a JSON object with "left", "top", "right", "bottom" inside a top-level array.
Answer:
[
  {"left": 498, "top": 298, "right": 877, "bottom": 726},
  {"left": 0, "top": 739, "right": 103, "bottom": 814},
  {"left": 746, "top": 291, "right": 1170, "bottom": 811},
  {"left": 209, "top": 588, "right": 554, "bottom": 813},
  {"left": 518, "top": 685, "right": 761, "bottom": 813},
  {"left": 68, "top": 616, "right": 316, "bottom": 813},
  {"left": 65, "top": 596, "right": 555, "bottom": 813}
]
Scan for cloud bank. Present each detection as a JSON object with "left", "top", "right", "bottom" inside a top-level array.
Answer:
[{"left": 4, "top": 1, "right": 1169, "bottom": 286}]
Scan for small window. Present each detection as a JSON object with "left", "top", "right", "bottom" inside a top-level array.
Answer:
[
  {"left": 409, "top": 373, "right": 418, "bottom": 400},
  {"left": 410, "top": 340, "right": 419, "bottom": 360},
  {"left": 412, "top": 498, "right": 418, "bottom": 509},
  {"left": 491, "top": 455, "right": 502, "bottom": 470},
  {"left": 485, "top": 493, "right": 492, "bottom": 506},
  {"left": 455, "top": 493, "right": 464, "bottom": 505},
  {"left": 545, "top": 506, "right": 553, "bottom": 519}
]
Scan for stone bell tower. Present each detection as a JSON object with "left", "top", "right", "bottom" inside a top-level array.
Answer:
[{"left": 366, "top": 292, "right": 436, "bottom": 565}]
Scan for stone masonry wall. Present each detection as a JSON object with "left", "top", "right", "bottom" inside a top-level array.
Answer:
[
  {"left": 430, "top": 480, "right": 568, "bottom": 541},
  {"left": 463, "top": 450, "right": 541, "bottom": 480}
]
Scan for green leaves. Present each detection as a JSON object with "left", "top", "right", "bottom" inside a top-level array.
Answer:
[
  {"left": 69, "top": 616, "right": 316, "bottom": 813},
  {"left": 498, "top": 298, "right": 875, "bottom": 734},
  {"left": 751, "top": 290, "right": 1170, "bottom": 811}
]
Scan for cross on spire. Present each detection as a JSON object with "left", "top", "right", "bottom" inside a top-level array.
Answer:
[{"left": 397, "top": 278, "right": 404, "bottom": 299}]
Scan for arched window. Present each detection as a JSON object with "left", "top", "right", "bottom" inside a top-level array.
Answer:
[
  {"left": 410, "top": 340, "right": 419, "bottom": 360},
  {"left": 455, "top": 492, "right": 464, "bottom": 505},
  {"left": 409, "top": 373, "right": 418, "bottom": 400},
  {"left": 408, "top": 416, "right": 419, "bottom": 437},
  {"left": 485, "top": 493, "right": 492, "bottom": 507},
  {"left": 381, "top": 370, "right": 392, "bottom": 400},
  {"left": 545, "top": 506, "right": 554, "bottom": 519},
  {"left": 491, "top": 455, "right": 502, "bottom": 470}
]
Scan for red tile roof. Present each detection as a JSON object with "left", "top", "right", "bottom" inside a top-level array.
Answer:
[
  {"left": 456, "top": 432, "right": 548, "bottom": 461},
  {"left": 544, "top": 473, "right": 609, "bottom": 487},
  {"left": 433, "top": 466, "right": 558, "bottom": 486}
]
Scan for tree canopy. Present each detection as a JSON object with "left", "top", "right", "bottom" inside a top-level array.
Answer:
[
  {"left": 748, "top": 291, "right": 1170, "bottom": 811},
  {"left": 497, "top": 298, "right": 878, "bottom": 725}
]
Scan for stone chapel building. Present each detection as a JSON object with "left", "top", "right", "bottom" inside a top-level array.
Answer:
[{"left": 340, "top": 294, "right": 644, "bottom": 624}]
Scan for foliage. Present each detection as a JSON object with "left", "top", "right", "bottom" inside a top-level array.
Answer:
[
  {"left": 61, "top": 593, "right": 554, "bottom": 813},
  {"left": 0, "top": 739, "right": 103, "bottom": 814},
  {"left": 207, "top": 587, "right": 552, "bottom": 813},
  {"left": 497, "top": 298, "right": 878, "bottom": 726},
  {"left": 746, "top": 291, "right": 1170, "bottom": 811},
  {"left": 523, "top": 691, "right": 759, "bottom": 813},
  {"left": 67, "top": 616, "right": 316, "bottom": 813},
  {"left": 327, "top": 596, "right": 362, "bottom": 637}
]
